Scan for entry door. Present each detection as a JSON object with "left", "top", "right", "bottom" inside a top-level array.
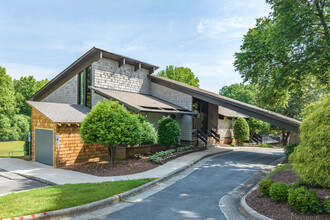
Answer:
[{"left": 35, "top": 129, "right": 53, "bottom": 166}]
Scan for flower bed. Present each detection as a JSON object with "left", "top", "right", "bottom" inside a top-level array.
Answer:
[{"left": 148, "top": 145, "right": 206, "bottom": 164}]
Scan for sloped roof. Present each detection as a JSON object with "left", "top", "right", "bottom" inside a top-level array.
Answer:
[
  {"left": 91, "top": 87, "right": 198, "bottom": 116},
  {"left": 218, "top": 106, "right": 248, "bottom": 118},
  {"left": 151, "top": 75, "right": 301, "bottom": 133},
  {"left": 27, "top": 101, "right": 90, "bottom": 123},
  {"left": 29, "top": 47, "right": 159, "bottom": 101}
]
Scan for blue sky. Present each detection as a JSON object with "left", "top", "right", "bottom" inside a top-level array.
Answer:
[{"left": 0, "top": 0, "right": 271, "bottom": 93}]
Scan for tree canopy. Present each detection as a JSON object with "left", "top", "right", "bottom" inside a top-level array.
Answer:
[
  {"left": 157, "top": 66, "right": 200, "bottom": 87},
  {"left": 0, "top": 66, "right": 17, "bottom": 118},
  {"left": 234, "top": 0, "right": 329, "bottom": 107},
  {"left": 219, "top": 83, "right": 259, "bottom": 106}
]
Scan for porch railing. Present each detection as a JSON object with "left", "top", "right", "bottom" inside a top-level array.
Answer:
[
  {"left": 209, "top": 129, "right": 220, "bottom": 143},
  {"left": 196, "top": 129, "right": 208, "bottom": 146}
]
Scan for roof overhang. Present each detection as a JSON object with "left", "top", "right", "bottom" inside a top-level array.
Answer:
[
  {"left": 29, "top": 47, "right": 159, "bottom": 101},
  {"left": 91, "top": 87, "right": 198, "bottom": 116},
  {"left": 151, "top": 75, "right": 301, "bottom": 133}
]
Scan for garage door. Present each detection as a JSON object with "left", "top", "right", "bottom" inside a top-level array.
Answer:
[{"left": 35, "top": 129, "right": 53, "bottom": 166}]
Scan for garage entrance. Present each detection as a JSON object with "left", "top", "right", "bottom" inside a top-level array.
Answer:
[{"left": 35, "top": 129, "right": 53, "bottom": 166}]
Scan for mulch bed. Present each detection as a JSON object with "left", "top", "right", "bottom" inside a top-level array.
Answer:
[
  {"left": 246, "top": 168, "right": 330, "bottom": 220},
  {"left": 63, "top": 157, "right": 159, "bottom": 176}
]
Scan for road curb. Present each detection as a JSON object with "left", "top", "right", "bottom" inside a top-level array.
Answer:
[
  {"left": 3, "top": 149, "right": 232, "bottom": 220},
  {"left": 239, "top": 156, "right": 286, "bottom": 220}
]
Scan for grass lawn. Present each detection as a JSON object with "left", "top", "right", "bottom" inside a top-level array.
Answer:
[
  {"left": 267, "top": 164, "right": 293, "bottom": 179},
  {"left": 0, "top": 141, "right": 24, "bottom": 157},
  {"left": 0, "top": 178, "right": 156, "bottom": 219}
]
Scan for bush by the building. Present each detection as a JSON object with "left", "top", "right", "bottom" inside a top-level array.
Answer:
[
  {"left": 140, "top": 120, "right": 157, "bottom": 144},
  {"left": 234, "top": 117, "right": 249, "bottom": 144},
  {"left": 259, "top": 179, "right": 275, "bottom": 197},
  {"left": 284, "top": 143, "right": 299, "bottom": 160},
  {"left": 157, "top": 116, "right": 181, "bottom": 146}
]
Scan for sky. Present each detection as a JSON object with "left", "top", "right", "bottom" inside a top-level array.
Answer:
[{"left": 0, "top": 0, "right": 271, "bottom": 93}]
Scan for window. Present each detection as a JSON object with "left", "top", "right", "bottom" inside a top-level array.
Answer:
[{"left": 78, "top": 66, "right": 92, "bottom": 108}]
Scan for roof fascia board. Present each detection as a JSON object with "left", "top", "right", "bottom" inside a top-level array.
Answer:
[
  {"left": 30, "top": 48, "right": 101, "bottom": 101},
  {"left": 151, "top": 76, "right": 300, "bottom": 133}
]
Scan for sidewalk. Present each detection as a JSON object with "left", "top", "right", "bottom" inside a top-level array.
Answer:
[{"left": 0, "top": 148, "right": 232, "bottom": 185}]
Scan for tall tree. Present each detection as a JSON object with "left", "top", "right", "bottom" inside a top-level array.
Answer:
[
  {"left": 13, "top": 76, "right": 49, "bottom": 116},
  {"left": 0, "top": 66, "right": 17, "bottom": 118},
  {"left": 219, "top": 83, "right": 259, "bottom": 106},
  {"left": 157, "top": 66, "right": 200, "bottom": 87},
  {"left": 234, "top": 0, "right": 329, "bottom": 107}
]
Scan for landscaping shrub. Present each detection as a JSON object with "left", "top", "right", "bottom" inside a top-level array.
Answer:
[
  {"left": 233, "top": 117, "right": 249, "bottom": 144},
  {"left": 288, "top": 186, "right": 322, "bottom": 214},
  {"left": 157, "top": 116, "right": 181, "bottom": 146},
  {"left": 289, "top": 95, "right": 330, "bottom": 188},
  {"left": 259, "top": 179, "right": 275, "bottom": 197},
  {"left": 258, "top": 143, "right": 273, "bottom": 148},
  {"left": 269, "top": 182, "right": 288, "bottom": 202},
  {"left": 140, "top": 120, "right": 157, "bottom": 144},
  {"left": 324, "top": 196, "right": 330, "bottom": 213},
  {"left": 80, "top": 100, "right": 142, "bottom": 163},
  {"left": 284, "top": 143, "right": 298, "bottom": 160}
]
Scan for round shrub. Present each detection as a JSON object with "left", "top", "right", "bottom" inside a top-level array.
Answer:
[
  {"left": 269, "top": 182, "right": 288, "bottom": 202},
  {"left": 259, "top": 179, "right": 275, "bottom": 197},
  {"left": 234, "top": 117, "right": 249, "bottom": 144},
  {"left": 284, "top": 143, "right": 298, "bottom": 160},
  {"left": 288, "top": 186, "right": 322, "bottom": 214},
  {"left": 324, "top": 196, "right": 330, "bottom": 213},
  {"left": 289, "top": 95, "right": 330, "bottom": 188},
  {"left": 157, "top": 116, "right": 181, "bottom": 146},
  {"left": 140, "top": 120, "right": 157, "bottom": 144}
]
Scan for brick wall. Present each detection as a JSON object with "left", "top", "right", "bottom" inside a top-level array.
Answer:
[
  {"left": 42, "top": 75, "right": 78, "bottom": 104},
  {"left": 92, "top": 58, "right": 151, "bottom": 94}
]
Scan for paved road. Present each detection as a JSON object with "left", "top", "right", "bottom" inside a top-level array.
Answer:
[
  {"left": 0, "top": 172, "right": 48, "bottom": 195},
  {"left": 91, "top": 150, "right": 283, "bottom": 220}
]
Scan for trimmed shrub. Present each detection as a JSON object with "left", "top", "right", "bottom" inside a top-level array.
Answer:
[
  {"left": 259, "top": 179, "right": 275, "bottom": 197},
  {"left": 269, "top": 182, "right": 288, "bottom": 202},
  {"left": 140, "top": 120, "right": 157, "bottom": 144},
  {"left": 288, "top": 186, "right": 322, "bottom": 214},
  {"left": 284, "top": 143, "right": 298, "bottom": 160},
  {"left": 234, "top": 117, "right": 249, "bottom": 144},
  {"left": 289, "top": 95, "right": 330, "bottom": 188},
  {"left": 157, "top": 116, "right": 181, "bottom": 146},
  {"left": 324, "top": 196, "right": 330, "bottom": 213},
  {"left": 80, "top": 100, "right": 142, "bottom": 163}
]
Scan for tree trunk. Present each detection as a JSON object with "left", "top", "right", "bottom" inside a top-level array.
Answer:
[
  {"left": 250, "top": 130, "right": 255, "bottom": 142},
  {"left": 282, "top": 131, "right": 291, "bottom": 146},
  {"left": 107, "top": 146, "right": 111, "bottom": 162}
]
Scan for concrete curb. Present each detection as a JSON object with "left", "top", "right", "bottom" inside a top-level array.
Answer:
[
  {"left": 12, "top": 172, "right": 58, "bottom": 186},
  {"left": 3, "top": 149, "right": 232, "bottom": 220},
  {"left": 239, "top": 156, "right": 286, "bottom": 220}
]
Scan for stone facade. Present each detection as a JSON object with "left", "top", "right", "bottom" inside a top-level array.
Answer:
[
  {"left": 218, "top": 117, "right": 234, "bottom": 138},
  {"left": 93, "top": 58, "right": 151, "bottom": 94},
  {"left": 42, "top": 75, "right": 78, "bottom": 104},
  {"left": 150, "top": 82, "right": 193, "bottom": 141}
]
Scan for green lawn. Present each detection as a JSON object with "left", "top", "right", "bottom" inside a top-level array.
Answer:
[
  {"left": 0, "top": 141, "right": 24, "bottom": 157},
  {"left": 267, "top": 164, "right": 293, "bottom": 179},
  {"left": 0, "top": 178, "right": 156, "bottom": 219}
]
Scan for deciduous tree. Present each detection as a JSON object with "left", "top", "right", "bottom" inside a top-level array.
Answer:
[{"left": 157, "top": 66, "right": 200, "bottom": 87}]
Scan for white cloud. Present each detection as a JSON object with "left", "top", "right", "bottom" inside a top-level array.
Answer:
[{"left": 197, "top": 17, "right": 255, "bottom": 39}]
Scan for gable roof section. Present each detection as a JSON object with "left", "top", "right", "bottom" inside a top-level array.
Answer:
[
  {"left": 29, "top": 47, "right": 159, "bottom": 101},
  {"left": 150, "top": 75, "right": 301, "bottom": 133},
  {"left": 91, "top": 87, "right": 198, "bottom": 116},
  {"left": 27, "top": 101, "right": 90, "bottom": 123}
]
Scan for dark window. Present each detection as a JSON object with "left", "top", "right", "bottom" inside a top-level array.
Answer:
[
  {"left": 219, "top": 114, "right": 224, "bottom": 120},
  {"left": 78, "top": 66, "right": 92, "bottom": 108}
]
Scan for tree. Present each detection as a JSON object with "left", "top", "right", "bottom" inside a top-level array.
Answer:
[
  {"left": 79, "top": 100, "right": 142, "bottom": 163},
  {"left": 219, "top": 83, "right": 259, "bottom": 106},
  {"left": 157, "top": 66, "right": 200, "bottom": 87},
  {"left": 234, "top": 0, "right": 329, "bottom": 107},
  {"left": 158, "top": 116, "right": 181, "bottom": 146},
  {"left": 13, "top": 76, "right": 49, "bottom": 116},
  {"left": 0, "top": 66, "right": 17, "bottom": 118},
  {"left": 234, "top": 117, "right": 250, "bottom": 144},
  {"left": 289, "top": 95, "right": 329, "bottom": 188},
  {"left": 11, "top": 114, "right": 30, "bottom": 140},
  {"left": 248, "top": 117, "right": 270, "bottom": 141}
]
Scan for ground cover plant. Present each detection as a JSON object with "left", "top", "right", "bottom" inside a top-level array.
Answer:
[
  {"left": 0, "top": 178, "right": 155, "bottom": 219},
  {"left": 149, "top": 145, "right": 205, "bottom": 164}
]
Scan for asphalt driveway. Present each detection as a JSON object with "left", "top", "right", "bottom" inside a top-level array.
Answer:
[{"left": 92, "top": 149, "right": 283, "bottom": 220}]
